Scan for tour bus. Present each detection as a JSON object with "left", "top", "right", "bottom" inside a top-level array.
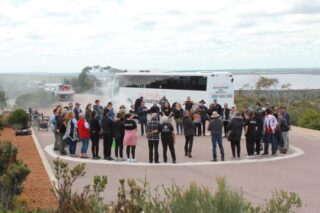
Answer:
[{"left": 112, "top": 71, "right": 234, "bottom": 108}]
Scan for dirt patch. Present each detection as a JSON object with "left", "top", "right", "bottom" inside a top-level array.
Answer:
[{"left": 0, "top": 128, "right": 57, "bottom": 210}]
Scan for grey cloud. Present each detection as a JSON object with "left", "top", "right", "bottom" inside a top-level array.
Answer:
[{"left": 291, "top": 1, "right": 320, "bottom": 14}]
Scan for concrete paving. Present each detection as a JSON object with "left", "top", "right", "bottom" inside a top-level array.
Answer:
[{"left": 34, "top": 125, "right": 320, "bottom": 212}]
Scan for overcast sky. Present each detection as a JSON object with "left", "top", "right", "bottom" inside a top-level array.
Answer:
[{"left": 0, "top": 0, "right": 320, "bottom": 73}]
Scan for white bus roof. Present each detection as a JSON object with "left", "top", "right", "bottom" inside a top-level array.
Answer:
[{"left": 115, "top": 71, "right": 232, "bottom": 77}]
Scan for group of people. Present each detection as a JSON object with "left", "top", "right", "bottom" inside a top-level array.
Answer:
[{"left": 48, "top": 96, "right": 291, "bottom": 163}]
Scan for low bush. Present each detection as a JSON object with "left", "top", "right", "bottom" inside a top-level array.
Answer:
[
  {"left": 0, "top": 141, "right": 30, "bottom": 210},
  {"left": 7, "top": 109, "right": 29, "bottom": 129}
]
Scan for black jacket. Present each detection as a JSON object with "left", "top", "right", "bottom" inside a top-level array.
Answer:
[
  {"left": 228, "top": 117, "right": 244, "bottom": 141},
  {"left": 90, "top": 117, "right": 101, "bottom": 136},
  {"left": 182, "top": 116, "right": 195, "bottom": 136},
  {"left": 207, "top": 118, "right": 223, "bottom": 135},
  {"left": 101, "top": 116, "right": 114, "bottom": 135}
]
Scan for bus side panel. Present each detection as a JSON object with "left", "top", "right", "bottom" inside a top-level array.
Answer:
[
  {"left": 207, "top": 74, "right": 234, "bottom": 107},
  {"left": 118, "top": 87, "right": 209, "bottom": 108}
]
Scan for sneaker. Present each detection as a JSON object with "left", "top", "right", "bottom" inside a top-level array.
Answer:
[
  {"left": 211, "top": 159, "right": 217, "bottom": 162},
  {"left": 231, "top": 157, "right": 236, "bottom": 160},
  {"left": 132, "top": 159, "right": 137, "bottom": 162},
  {"left": 127, "top": 158, "right": 131, "bottom": 162},
  {"left": 221, "top": 157, "right": 225, "bottom": 161},
  {"left": 188, "top": 153, "right": 192, "bottom": 158},
  {"left": 172, "top": 160, "right": 176, "bottom": 164}
]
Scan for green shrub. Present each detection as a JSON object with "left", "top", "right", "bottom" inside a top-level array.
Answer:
[
  {"left": 52, "top": 159, "right": 109, "bottom": 213},
  {"left": 297, "top": 109, "right": 320, "bottom": 130},
  {"left": 7, "top": 109, "right": 29, "bottom": 129},
  {"left": 0, "top": 141, "right": 30, "bottom": 210}
]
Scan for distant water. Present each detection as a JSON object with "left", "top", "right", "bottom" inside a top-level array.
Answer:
[{"left": 233, "top": 74, "right": 320, "bottom": 90}]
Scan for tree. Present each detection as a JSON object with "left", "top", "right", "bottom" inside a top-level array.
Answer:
[
  {"left": 255, "top": 76, "right": 279, "bottom": 90},
  {"left": 0, "top": 91, "right": 7, "bottom": 110}
]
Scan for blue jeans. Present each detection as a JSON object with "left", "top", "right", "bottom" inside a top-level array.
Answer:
[
  {"left": 139, "top": 118, "right": 147, "bottom": 136},
  {"left": 263, "top": 133, "right": 276, "bottom": 154},
  {"left": 211, "top": 133, "right": 224, "bottom": 160},
  {"left": 80, "top": 138, "right": 89, "bottom": 154},
  {"left": 175, "top": 118, "right": 183, "bottom": 134},
  {"left": 69, "top": 139, "right": 77, "bottom": 155}
]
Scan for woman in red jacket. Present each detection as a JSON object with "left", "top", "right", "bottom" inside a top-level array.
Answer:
[{"left": 77, "top": 113, "right": 90, "bottom": 158}]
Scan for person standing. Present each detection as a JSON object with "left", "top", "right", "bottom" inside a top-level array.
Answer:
[
  {"left": 85, "top": 103, "right": 92, "bottom": 122},
  {"left": 73, "top": 102, "right": 82, "bottom": 120},
  {"left": 89, "top": 111, "right": 101, "bottom": 159},
  {"left": 106, "top": 102, "right": 115, "bottom": 120},
  {"left": 137, "top": 102, "right": 148, "bottom": 136},
  {"left": 159, "top": 96, "right": 169, "bottom": 111},
  {"left": 93, "top": 99, "right": 103, "bottom": 121},
  {"left": 182, "top": 111, "right": 195, "bottom": 158},
  {"left": 263, "top": 108, "right": 278, "bottom": 156},
  {"left": 158, "top": 116, "right": 176, "bottom": 163},
  {"left": 207, "top": 111, "right": 224, "bottom": 161},
  {"left": 244, "top": 112, "right": 257, "bottom": 158},
  {"left": 56, "top": 108, "right": 67, "bottom": 155},
  {"left": 192, "top": 109, "right": 202, "bottom": 136},
  {"left": 101, "top": 109, "right": 114, "bottom": 160},
  {"left": 77, "top": 113, "right": 90, "bottom": 158},
  {"left": 222, "top": 103, "right": 231, "bottom": 137},
  {"left": 123, "top": 113, "right": 138, "bottom": 162},
  {"left": 198, "top": 100, "right": 209, "bottom": 136},
  {"left": 150, "top": 103, "right": 160, "bottom": 120},
  {"left": 183, "top": 96, "right": 194, "bottom": 112},
  {"left": 114, "top": 113, "right": 125, "bottom": 161},
  {"left": 210, "top": 99, "right": 222, "bottom": 116},
  {"left": 134, "top": 96, "right": 143, "bottom": 113},
  {"left": 254, "top": 111, "right": 263, "bottom": 155},
  {"left": 278, "top": 113, "right": 290, "bottom": 154},
  {"left": 171, "top": 103, "right": 184, "bottom": 135},
  {"left": 146, "top": 113, "right": 160, "bottom": 163},
  {"left": 161, "top": 102, "right": 172, "bottom": 117},
  {"left": 63, "top": 111, "right": 78, "bottom": 157},
  {"left": 49, "top": 108, "right": 59, "bottom": 151},
  {"left": 228, "top": 112, "right": 243, "bottom": 159}
]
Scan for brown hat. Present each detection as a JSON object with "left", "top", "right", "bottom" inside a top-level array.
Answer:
[{"left": 199, "top": 100, "right": 206, "bottom": 104}]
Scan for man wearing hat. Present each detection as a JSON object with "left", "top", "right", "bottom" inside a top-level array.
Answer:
[
  {"left": 198, "top": 100, "right": 209, "bottom": 136},
  {"left": 73, "top": 102, "right": 83, "bottom": 121},
  {"left": 207, "top": 111, "right": 224, "bottom": 161}
]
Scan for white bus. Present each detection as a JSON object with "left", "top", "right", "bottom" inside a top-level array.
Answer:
[{"left": 113, "top": 71, "right": 234, "bottom": 108}]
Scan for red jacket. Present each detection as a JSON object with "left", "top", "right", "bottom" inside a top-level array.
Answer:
[{"left": 77, "top": 118, "right": 90, "bottom": 138}]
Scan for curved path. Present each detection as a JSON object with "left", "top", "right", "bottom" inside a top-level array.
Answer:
[{"left": 33, "top": 126, "right": 320, "bottom": 212}]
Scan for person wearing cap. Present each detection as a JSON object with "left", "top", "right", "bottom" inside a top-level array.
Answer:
[
  {"left": 207, "top": 111, "right": 224, "bottom": 161},
  {"left": 101, "top": 108, "right": 115, "bottom": 160},
  {"left": 146, "top": 113, "right": 160, "bottom": 163},
  {"left": 73, "top": 102, "right": 83, "bottom": 121},
  {"left": 77, "top": 113, "right": 90, "bottom": 158},
  {"left": 198, "top": 100, "right": 209, "bottom": 136},
  {"left": 158, "top": 116, "right": 176, "bottom": 163},
  {"left": 228, "top": 112, "right": 244, "bottom": 159},
  {"left": 93, "top": 99, "right": 103, "bottom": 122}
]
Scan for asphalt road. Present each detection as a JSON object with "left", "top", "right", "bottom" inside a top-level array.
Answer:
[{"left": 34, "top": 125, "right": 319, "bottom": 213}]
